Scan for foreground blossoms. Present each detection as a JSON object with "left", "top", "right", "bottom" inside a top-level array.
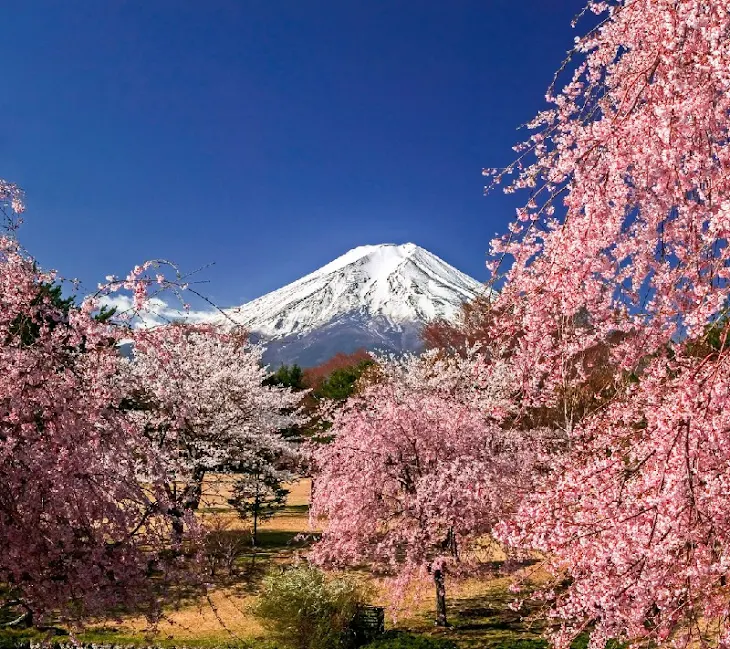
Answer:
[
  {"left": 0, "top": 187, "right": 300, "bottom": 625},
  {"left": 0, "top": 229, "right": 194, "bottom": 623},
  {"left": 482, "top": 2, "right": 730, "bottom": 648}
]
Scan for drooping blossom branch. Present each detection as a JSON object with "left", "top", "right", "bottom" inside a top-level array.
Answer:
[
  {"left": 485, "top": 0, "right": 730, "bottom": 393},
  {"left": 482, "top": 3, "right": 730, "bottom": 648},
  {"left": 0, "top": 237, "right": 200, "bottom": 624}
]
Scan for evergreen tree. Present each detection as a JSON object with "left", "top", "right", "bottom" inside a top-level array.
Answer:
[
  {"left": 263, "top": 364, "right": 306, "bottom": 390},
  {"left": 312, "top": 359, "right": 373, "bottom": 401},
  {"left": 228, "top": 461, "right": 290, "bottom": 547}
]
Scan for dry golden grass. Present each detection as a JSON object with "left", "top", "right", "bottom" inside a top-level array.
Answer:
[
  {"left": 120, "top": 589, "right": 264, "bottom": 642},
  {"left": 198, "top": 475, "right": 314, "bottom": 533},
  {"left": 85, "top": 478, "right": 313, "bottom": 645},
  {"left": 82, "top": 477, "right": 544, "bottom": 648},
  {"left": 198, "top": 474, "right": 310, "bottom": 509}
]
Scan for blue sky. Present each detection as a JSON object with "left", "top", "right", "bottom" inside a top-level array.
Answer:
[{"left": 4, "top": 1, "right": 584, "bottom": 308}]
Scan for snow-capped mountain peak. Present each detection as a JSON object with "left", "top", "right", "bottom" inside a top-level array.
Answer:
[{"left": 220, "top": 243, "right": 484, "bottom": 341}]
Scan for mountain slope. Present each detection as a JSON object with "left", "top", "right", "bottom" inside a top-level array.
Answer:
[{"left": 219, "top": 243, "right": 485, "bottom": 366}]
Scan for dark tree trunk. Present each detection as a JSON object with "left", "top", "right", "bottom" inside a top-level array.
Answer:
[
  {"left": 181, "top": 466, "right": 206, "bottom": 511},
  {"left": 252, "top": 495, "right": 259, "bottom": 547},
  {"left": 434, "top": 568, "right": 449, "bottom": 627},
  {"left": 171, "top": 512, "right": 185, "bottom": 539},
  {"left": 168, "top": 466, "right": 206, "bottom": 541}
]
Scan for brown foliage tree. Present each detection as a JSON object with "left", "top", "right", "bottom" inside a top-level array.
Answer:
[{"left": 302, "top": 348, "right": 373, "bottom": 390}]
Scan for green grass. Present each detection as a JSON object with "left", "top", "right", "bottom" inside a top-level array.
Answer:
[
  {"left": 364, "top": 631, "right": 459, "bottom": 649},
  {"left": 279, "top": 504, "right": 309, "bottom": 515},
  {"left": 253, "top": 529, "right": 302, "bottom": 549},
  {"left": 77, "top": 627, "right": 279, "bottom": 649}
]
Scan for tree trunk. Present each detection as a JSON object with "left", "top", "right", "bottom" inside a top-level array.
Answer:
[
  {"left": 434, "top": 568, "right": 449, "bottom": 627},
  {"left": 169, "top": 466, "right": 206, "bottom": 541},
  {"left": 252, "top": 496, "right": 259, "bottom": 547},
  {"left": 1, "top": 609, "right": 32, "bottom": 628},
  {"left": 171, "top": 511, "right": 185, "bottom": 539},
  {"left": 181, "top": 466, "right": 206, "bottom": 511}
]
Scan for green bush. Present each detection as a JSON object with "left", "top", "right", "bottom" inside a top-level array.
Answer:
[
  {"left": 255, "top": 564, "right": 367, "bottom": 649},
  {"left": 363, "top": 632, "right": 457, "bottom": 649},
  {"left": 488, "top": 635, "right": 623, "bottom": 649}
]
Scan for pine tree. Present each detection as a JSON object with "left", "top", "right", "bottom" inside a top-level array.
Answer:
[
  {"left": 263, "top": 364, "right": 306, "bottom": 390},
  {"left": 228, "top": 462, "right": 290, "bottom": 547}
]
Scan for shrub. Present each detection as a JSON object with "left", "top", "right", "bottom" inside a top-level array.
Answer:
[
  {"left": 255, "top": 564, "right": 367, "bottom": 649},
  {"left": 203, "top": 517, "right": 250, "bottom": 577}
]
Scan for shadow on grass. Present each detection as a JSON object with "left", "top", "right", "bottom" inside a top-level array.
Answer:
[
  {"left": 280, "top": 503, "right": 309, "bottom": 515},
  {"left": 254, "top": 529, "right": 302, "bottom": 549},
  {"left": 394, "top": 575, "right": 550, "bottom": 649},
  {"left": 449, "top": 586, "right": 548, "bottom": 643},
  {"left": 201, "top": 502, "right": 309, "bottom": 517},
  {"left": 219, "top": 528, "right": 314, "bottom": 594},
  {"left": 366, "top": 630, "right": 460, "bottom": 648},
  {"left": 78, "top": 627, "right": 274, "bottom": 649}
]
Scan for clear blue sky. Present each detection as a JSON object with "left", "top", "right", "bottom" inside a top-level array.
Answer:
[{"left": 4, "top": 1, "right": 584, "bottom": 307}]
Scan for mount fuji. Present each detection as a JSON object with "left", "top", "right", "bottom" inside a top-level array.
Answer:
[{"left": 216, "top": 243, "right": 485, "bottom": 367}]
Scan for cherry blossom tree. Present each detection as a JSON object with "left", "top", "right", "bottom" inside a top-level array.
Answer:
[
  {"left": 482, "top": 2, "right": 730, "bottom": 648},
  {"left": 310, "top": 351, "right": 540, "bottom": 626},
  {"left": 500, "top": 344, "right": 730, "bottom": 649},
  {"left": 127, "top": 324, "right": 302, "bottom": 532},
  {"left": 0, "top": 186, "right": 202, "bottom": 625},
  {"left": 485, "top": 0, "right": 730, "bottom": 389}
]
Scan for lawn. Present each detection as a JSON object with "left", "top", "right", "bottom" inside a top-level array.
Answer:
[{"left": 47, "top": 477, "right": 547, "bottom": 649}]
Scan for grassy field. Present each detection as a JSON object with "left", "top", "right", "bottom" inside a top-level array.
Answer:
[{"left": 64, "top": 477, "right": 547, "bottom": 648}]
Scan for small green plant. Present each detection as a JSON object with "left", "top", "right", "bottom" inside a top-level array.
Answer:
[
  {"left": 0, "top": 628, "right": 41, "bottom": 649},
  {"left": 255, "top": 564, "right": 367, "bottom": 649}
]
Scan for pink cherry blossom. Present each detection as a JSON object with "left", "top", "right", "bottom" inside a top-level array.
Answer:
[
  {"left": 484, "top": 2, "right": 730, "bottom": 648},
  {"left": 310, "top": 351, "right": 542, "bottom": 626},
  {"left": 0, "top": 234, "right": 197, "bottom": 625}
]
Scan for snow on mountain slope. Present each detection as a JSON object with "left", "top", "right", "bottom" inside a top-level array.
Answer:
[{"left": 219, "top": 243, "right": 485, "bottom": 342}]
